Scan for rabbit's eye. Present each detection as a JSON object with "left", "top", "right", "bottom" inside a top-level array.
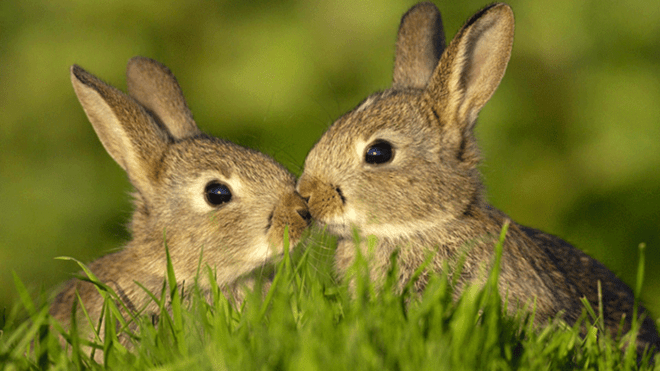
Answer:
[
  {"left": 365, "top": 140, "right": 393, "bottom": 165},
  {"left": 205, "top": 182, "right": 232, "bottom": 206}
]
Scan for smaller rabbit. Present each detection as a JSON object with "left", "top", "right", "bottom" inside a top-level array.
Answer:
[
  {"left": 297, "top": 2, "right": 659, "bottom": 353},
  {"left": 50, "top": 57, "right": 311, "bottom": 352}
]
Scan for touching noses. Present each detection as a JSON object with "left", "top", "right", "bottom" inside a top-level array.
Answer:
[
  {"left": 296, "top": 201, "right": 312, "bottom": 226},
  {"left": 296, "top": 174, "right": 345, "bottom": 222}
]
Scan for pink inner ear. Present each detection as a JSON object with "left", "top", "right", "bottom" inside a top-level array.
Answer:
[{"left": 465, "top": 30, "right": 498, "bottom": 94}]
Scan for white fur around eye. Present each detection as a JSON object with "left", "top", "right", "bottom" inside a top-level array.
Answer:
[
  {"left": 187, "top": 171, "right": 245, "bottom": 213},
  {"left": 355, "top": 139, "right": 368, "bottom": 161}
]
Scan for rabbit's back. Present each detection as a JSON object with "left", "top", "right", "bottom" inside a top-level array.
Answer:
[{"left": 522, "top": 225, "right": 660, "bottom": 350}]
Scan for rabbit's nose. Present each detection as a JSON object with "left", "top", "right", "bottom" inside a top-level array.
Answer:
[
  {"left": 295, "top": 189, "right": 310, "bottom": 204},
  {"left": 297, "top": 208, "right": 312, "bottom": 226}
]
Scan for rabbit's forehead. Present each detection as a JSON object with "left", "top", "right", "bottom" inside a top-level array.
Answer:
[
  {"left": 166, "top": 140, "right": 294, "bottom": 188},
  {"left": 325, "top": 93, "right": 430, "bottom": 150}
]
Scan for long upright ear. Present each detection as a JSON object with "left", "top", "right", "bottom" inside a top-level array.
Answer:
[
  {"left": 425, "top": 3, "right": 514, "bottom": 129},
  {"left": 392, "top": 2, "right": 446, "bottom": 90},
  {"left": 71, "top": 65, "right": 170, "bottom": 191},
  {"left": 126, "top": 57, "right": 201, "bottom": 140}
]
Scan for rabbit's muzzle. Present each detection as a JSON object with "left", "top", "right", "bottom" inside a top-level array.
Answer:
[
  {"left": 267, "top": 191, "right": 311, "bottom": 247},
  {"left": 297, "top": 174, "right": 345, "bottom": 225}
]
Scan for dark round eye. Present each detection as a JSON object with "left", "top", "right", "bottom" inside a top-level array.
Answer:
[
  {"left": 205, "top": 182, "right": 232, "bottom": 206},
  {"left": 365, "top": 140, "right": 393, "bottom": 165}
]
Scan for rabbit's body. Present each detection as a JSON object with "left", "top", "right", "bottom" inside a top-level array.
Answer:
[
  {"left": 51, "top": 58, "right": 310, "bottom": 352},
  {"left": 298, "top": 2, "right": 659, "bottom": 352}
]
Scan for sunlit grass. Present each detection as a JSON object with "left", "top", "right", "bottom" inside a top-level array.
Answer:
[{"left": 1, "top": 225, "right": 658, "bottom": 370}]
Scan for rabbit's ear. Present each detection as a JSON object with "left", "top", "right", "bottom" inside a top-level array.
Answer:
[
  {"left": 71, "top": 65, "right": 169, "bottom": 190},
  {"left": 425, "top": 3, "right": 513, "bottom": 130},
  {"left": 126, "top": 57, "right": 201, "bottom": 140},
  {"left": 393, "top": 2, "right": 446, "bottom": 90}
]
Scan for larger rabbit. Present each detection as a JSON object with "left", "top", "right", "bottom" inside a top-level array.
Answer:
[
  {"left": 51, "top": 57, "right": 311, "bottom": 349},
  {"left": 297, "top": 2, "right": 659, "bottom": 352}
]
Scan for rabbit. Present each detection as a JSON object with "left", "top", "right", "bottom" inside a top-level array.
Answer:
[
  {"left": 50, "top": 57, "right": 311, "bottom": 354},
  {"left": 297, "top": 2, "right": 660, "bottom": 354}
]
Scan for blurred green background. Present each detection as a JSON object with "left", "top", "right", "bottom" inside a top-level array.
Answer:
[{"left": 1, "top": 0, "right": 659, "bottom": 323}]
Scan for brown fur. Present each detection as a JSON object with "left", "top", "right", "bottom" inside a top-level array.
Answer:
[
  {"left": 51, "top": 57, "right": 311, "bottom": 356},
  {"left": 297, "top": 3, "right": 659, "bottom": 353}
]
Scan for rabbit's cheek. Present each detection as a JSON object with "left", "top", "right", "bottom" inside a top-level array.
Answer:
[{"left": 245, "top": 236, "right": 272, "bottom": 263}]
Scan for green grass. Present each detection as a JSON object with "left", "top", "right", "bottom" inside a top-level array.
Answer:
[{"left": 1, "top": 226, "right": 658, "bottom": 370}]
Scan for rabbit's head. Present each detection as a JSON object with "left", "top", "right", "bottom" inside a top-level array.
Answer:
[
  {"left": 298, "top": 3, "right": 513, "bottom": 241},
  {"left": 71, "top": 57, "right": 311, "bottom": 285}
]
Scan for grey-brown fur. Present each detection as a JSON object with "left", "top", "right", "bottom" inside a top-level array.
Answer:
[
  {"left": 297, "top": 2, "right": 659, "bottom": 353},
  {"left": 51, "top": 57, "right": 311, "bottom": 355}
]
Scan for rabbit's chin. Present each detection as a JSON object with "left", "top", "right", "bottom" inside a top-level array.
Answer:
[
  {"left": 319, "top": 222, "right": 406, "bottom": 241},
  {"left": 241, "top": 236, "right": 298, "bottom": 271},
  {"left": 322, "top": 222, "right": 354, "bottom": 238},
  {"left": 321, "top": 216, "right": 449, "bottom": 243}
]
